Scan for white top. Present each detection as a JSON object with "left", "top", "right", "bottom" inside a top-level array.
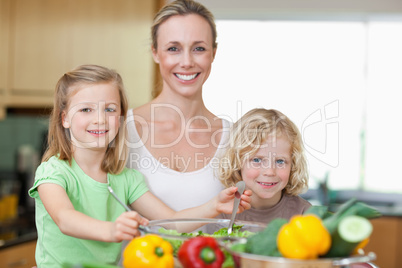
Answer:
[{"left": 126, "top": 109, "right": 231, "bottom": 211}]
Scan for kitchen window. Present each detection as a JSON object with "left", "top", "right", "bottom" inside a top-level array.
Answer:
[{"left": 203, "top": 20, "right": 402, "bottom": 193}]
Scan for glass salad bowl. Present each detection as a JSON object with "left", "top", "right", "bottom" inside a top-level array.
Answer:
[
  {"left": 144, "top": 218, "right": 377, "bottom": 268},
  {"left": 222, "top": 238, "right": 377, "bottom": 268},
  {"left": 144, "top": 218, "right": 266, "bottom": 253}
]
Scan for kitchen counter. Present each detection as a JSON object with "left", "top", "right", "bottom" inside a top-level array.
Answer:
[
  {"left": 328, "top": 203, "right": 402, "bottom": 217},
  {"left": 339, "top": 203, "right": 402, "bottom": 217},
  {"left": 301, "top": 189, "right": 402, "bottom": 217},
  {"left": 0, "top": 206, "right": 37, "bottom": 249},
  {"left": 0, "top": 231, "right": 37, "bottom": 249}
]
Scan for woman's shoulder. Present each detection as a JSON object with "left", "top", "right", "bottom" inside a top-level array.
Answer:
[
  {"left": 127, "top": 107, "right": 151, "bottom": 138},
  {"left": 131, "top": 104, "right": 152, "bottom": 120}
]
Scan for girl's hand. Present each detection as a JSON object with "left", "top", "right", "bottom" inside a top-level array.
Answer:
[
  {"left": 110, "top": 211, "right": 149, "bottom": 242},
  {"left": 215, "top": 187, "right": 252, "bottom": 214},
  {"left": 38, "top": 184, "right": 149, "bottom": 243}
]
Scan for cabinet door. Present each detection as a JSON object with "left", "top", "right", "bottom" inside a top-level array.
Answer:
[
  {"left": 7, "top": 0, "right": 154, "bottom": 108},
  {"left": 0, "top": 240, "right": 36, "bottom": 268},
  {"left": 365, "top": 217, "right": 401, "bottom": 268},
  {"left": 67, "top": 0, "right": 155, "bottom": 108},
  {"left": 0, "top": 0, "right": 10, "bottom": 101},
  {"left": 10, "top": 0, "right": 69, "bottom": 106}
]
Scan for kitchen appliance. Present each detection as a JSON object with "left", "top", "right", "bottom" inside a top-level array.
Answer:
[{"left": 16, "top": 144, "right": 39, "bottom": 208}]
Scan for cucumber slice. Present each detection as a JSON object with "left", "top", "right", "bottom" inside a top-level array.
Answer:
[
  {"left": 324, "top": 215, "right": 373, "bottom": 257},
  {"left": 338, "top": 215, "right": 373, "bottom": 243}
]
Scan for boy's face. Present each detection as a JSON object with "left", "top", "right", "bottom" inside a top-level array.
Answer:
[
  {"left": 62, "top": 82, "right": 121, "bottom": 151},
  {"left": 240, "top": 136, "right": 292, "bottom": 209}
]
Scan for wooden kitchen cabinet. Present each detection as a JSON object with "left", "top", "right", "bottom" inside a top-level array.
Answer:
[
  {"left": 0, "top": 240, "right": 36, "bottom": 268},
  {"left": 0, "top": 0, "right": 10, "bottom": 119},
  {"left": 364, "top": 216, "right": 402, "bottom": 268},
  {"left": 0, "top": 0, "right": 9, "bottom": 90},
  {"left": 66, "top": 0, "right": 156, "bottom": 109},
  {"left": 1, "top": 0, "right": 156, "bottom": 110},
  {"left": 9, "top": 0, "right": 70, "bottom": 107}
]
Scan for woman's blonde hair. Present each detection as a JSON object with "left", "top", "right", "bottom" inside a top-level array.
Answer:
[
  {"left": 151, "top": 0, "right": 217, "bottom": 98},
  {"left": 42, "top": 64, "right": 129, "bottom": 174},
  {"left": 219, "top": 108, "right": 309, "bottom": 195},
  {"left": 151, "top": 0, "right": 217, "bottom": 50}
]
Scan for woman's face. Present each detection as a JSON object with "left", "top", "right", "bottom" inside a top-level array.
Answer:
[{"left": 152, "top": 14, "right": 216, "bottom": 98}]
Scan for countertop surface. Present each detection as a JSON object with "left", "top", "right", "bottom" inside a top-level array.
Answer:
[
  {"left": 0, "top": 206, "right": 37, "bottom": 249},
  {"left": 2, "top": 190, "right": 402, "bottom": 250},
  {"left": 302, "top": 189, "right": 402, "bottom": 217}
]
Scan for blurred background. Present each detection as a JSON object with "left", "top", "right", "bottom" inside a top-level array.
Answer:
[{"left": 1, "top": 0, "right": 402, "bottom": 267}]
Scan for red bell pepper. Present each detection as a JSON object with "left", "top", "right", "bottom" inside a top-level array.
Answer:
[{"left": 177, "top": 236, "right": 225, "bottom": 268}]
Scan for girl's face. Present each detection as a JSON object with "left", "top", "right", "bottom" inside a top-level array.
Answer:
[
  {"left": 241, "top": 136, "right": 292, "bottom": 209},
  {"left": 62, "top": 82, "right": 121, "bottom": 151},
  {"left": 152, "top": 14, "right": 216, "bottom": 98}
]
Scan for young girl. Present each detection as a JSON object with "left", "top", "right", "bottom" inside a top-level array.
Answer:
[
  {"left": 28, "top": 65, "right": 251, "bottom": 267},
  {"left": 218, "top": 108, "right": 311, "bottom": 224}
]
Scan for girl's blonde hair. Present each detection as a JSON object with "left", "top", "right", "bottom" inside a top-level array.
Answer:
[
  {"left": 42, "top": 64, "right": 129, "bottom": 174},
  {"left": 219, "top": 108, "right": 309, "bottom": 195}
]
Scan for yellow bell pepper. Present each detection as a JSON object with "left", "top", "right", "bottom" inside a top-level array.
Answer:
[
  {"left": 123, "top": 234, "right": 174, "bottom": 268},
  {"left": 277, "top": 214, "right": 331, "bottom": 259}
]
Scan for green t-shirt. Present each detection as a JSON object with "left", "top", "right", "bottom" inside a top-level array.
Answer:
[{"left": 28, "top": 156, "right": 149, "bottom": 267}]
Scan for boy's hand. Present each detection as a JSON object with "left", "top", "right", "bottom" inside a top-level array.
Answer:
[
  {"left": 110, "top": 211, "right": 149, "bottom": 242},
  {"left": 216, "top": 186, "right": 252, "bottom": 214}
]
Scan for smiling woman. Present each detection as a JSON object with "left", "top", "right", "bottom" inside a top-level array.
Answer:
[{"left": 126, "top": 0, "right": 230, "bottom": 211}]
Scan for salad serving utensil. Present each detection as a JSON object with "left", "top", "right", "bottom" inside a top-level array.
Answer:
[
  {"left": 227, "top": 181, "right": 246, "bottom": 234},
  {"left": 107, "top": 186, "right": 151, "bottom": 233}
]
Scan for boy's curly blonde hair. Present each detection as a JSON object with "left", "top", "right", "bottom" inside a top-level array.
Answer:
[{"left": 219, "top": 108, "right": 308, "bottom": 195}]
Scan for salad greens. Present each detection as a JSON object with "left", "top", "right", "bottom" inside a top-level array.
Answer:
[
  {"left": 158, "top": 224, "right": 254, "bottom": 239},
  {"left": 158, "top": 224, "right": 256, "bottom": 268},
  {"left": 244, "top": 218, "right": 287, "bottom": 257}
]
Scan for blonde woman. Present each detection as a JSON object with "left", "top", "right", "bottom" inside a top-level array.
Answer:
[
  {"left": 218, "top": 108, "right": 311, "bottom": 224},
  {"left": 126, "top": 0, "right": 231, "bottom": 210}
]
